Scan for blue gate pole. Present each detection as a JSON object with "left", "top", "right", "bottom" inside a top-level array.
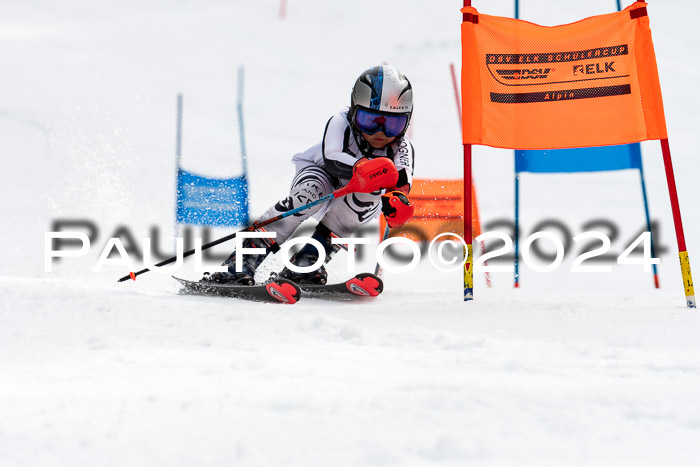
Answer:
[
  {"left": 237, "top": 66, "right": 248, "bottom": 178},
  {"left": 638, "top": 160, "right": 660, "bottom": 288},
  {"left": 174, "top": 93, "right": 184, "bottom": 246},
  {"left": 514, "top": 174, "right": 521, "bottom": 288},
  {"left": 615, "top": 0, "right": 658, "bottom": 288}
]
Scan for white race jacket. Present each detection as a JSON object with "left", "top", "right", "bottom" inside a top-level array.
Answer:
[{"left": 292, "top": 108, "right": 415, "bottom": 191}]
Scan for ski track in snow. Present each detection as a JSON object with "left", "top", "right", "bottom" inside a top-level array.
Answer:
[
  {"left": 2, "top": 274, "right": 700, "bottom": 466},
  {"left": 2, "top": 0, "right": 700, "bottom": 465}
]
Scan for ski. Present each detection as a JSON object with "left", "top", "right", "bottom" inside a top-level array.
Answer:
[
  {"left": 173, "top": 276, "right": 301, "bottom": 304},
  {"left": 298, "top": 272, "right": 383, "bottom": 300}
]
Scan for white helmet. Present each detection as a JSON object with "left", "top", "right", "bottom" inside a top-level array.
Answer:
[{"left": 350, "top": 65, "right": 413, "bottom": 138}]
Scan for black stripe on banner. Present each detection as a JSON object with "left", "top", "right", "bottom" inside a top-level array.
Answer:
[{"left": 490, "top": 84, "right": 631, "bottom": 103}]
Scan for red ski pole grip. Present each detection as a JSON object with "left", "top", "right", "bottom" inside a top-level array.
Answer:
[{"left": 334, "top": 158, "right": 399, "bottom": 197}]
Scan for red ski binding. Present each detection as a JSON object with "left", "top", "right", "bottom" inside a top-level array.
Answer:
[
  {"left": 345, "top": 273, "right": 382, "bottom": 297},
  {"left": 266, "top": 280, "right": 301, "bottom": 304}
]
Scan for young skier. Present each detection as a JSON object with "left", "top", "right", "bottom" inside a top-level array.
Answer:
[{"left": 205, "top": 65, "right": 416, "bottom": 285}]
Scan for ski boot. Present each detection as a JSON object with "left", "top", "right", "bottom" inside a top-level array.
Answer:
[
  {"left": 279, "top": 223, "right": 343, "bottom": 285},
  {"left": 202, "top": 227, "right": 279, "bottom": 286}
]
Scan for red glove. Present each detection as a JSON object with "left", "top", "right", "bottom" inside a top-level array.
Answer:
[
  {"left": 381, "top": 191, "right": 414, "bottom": 228},
  {"left": 353, "top": 157, "right": 371, "bottom": 173},
  {"left": 335, "top": 157, "right": 399, "bottom": 197}
]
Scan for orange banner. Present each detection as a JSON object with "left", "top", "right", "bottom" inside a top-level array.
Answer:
[{"left": 461, "top": 2, "right": 667, "bottom": 150}]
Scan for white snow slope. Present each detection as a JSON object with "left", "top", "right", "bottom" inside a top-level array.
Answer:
[{"left": 2, "top": 1, "right": 700, "bottom": 466}]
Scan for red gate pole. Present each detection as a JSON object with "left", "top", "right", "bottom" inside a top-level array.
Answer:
[
  {"left": 464, "top": 144, "right": 473, "bottom": 301},
  {"left": 279, "top": 0, "right": 287, "bottom": 20},
  {"left": 660, "top": 138, "right": 696, "bottom": 308},
  {"left": 462, "top": 0, "right": 473, "bottom": 301},
  {"left": 450, "top": 62, "right": 491, "bottom": 289}
]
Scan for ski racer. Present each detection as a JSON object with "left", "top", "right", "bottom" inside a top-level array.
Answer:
[{"left": 205, "top": 65, "right": 416, "bottom": 286}]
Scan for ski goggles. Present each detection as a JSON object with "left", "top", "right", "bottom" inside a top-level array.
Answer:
[{"left": 354, "top": 108, "right": 409, "bottom": 138}]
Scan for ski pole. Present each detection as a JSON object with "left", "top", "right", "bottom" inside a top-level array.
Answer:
[
  {"left": 374, "top": 223, "right": 390, "bottom": 277},
  {"left": 118, "top": 158, "right": 398, "bottom": 282},
  {"left": 118, "top": 191, "right": 337, "bottom": 282}
]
